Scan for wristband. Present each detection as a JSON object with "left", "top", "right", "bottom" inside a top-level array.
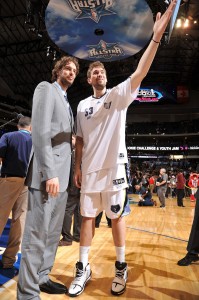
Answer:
[{"left": 152, "top": 39, "right": 160, "bottom": 44}]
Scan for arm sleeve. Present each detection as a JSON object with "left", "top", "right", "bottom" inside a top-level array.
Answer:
[
  {"left": 76, "top": 103, "right": 83, "bottom": 138},
  {"left": 31, "top": 82, "right": 57, "bottom": 180},
  {"left": 110, "top": 77, "right": 140, "bottom": 109},
  {"left": 0, "top": 134, "right": 8, "bottom": 158}
]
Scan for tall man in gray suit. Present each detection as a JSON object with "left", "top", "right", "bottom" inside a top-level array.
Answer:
[{"left": 17, "top": 56, "right": 79, "bottom": 299}]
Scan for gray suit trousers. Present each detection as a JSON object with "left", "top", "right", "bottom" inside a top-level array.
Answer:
[{"left": 17, "top": 187, "right": 68, "bottom": 300}]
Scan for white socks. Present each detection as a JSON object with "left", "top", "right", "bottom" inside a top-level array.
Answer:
[
  {"left": 79, "top": 245, "right": 125, "bottom": 266},
  {"left": 115, "top": 246, "right": 125, "bottom": 263},
  {"left": 79, "top": 246, "right": 90, "bottom": 268}
]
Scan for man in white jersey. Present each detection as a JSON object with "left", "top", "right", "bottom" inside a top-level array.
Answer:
[{"left": 68, "top": 1, "right": 177, "bottom": 297}]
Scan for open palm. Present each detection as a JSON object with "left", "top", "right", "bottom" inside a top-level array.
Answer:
[{"left": 153, "top": 0, "right": 177, "bottom": 39}]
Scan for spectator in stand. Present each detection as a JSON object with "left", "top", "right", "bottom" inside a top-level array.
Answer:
[{"left": 176, "top": 169, "right": 186, "bottom": 207}]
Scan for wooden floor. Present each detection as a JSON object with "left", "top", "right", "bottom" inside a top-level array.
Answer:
[{"left": 1, "top": 195, "right": 199, "bottom": 300}]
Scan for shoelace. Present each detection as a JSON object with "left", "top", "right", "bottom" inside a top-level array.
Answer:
[
  {"left": 75, "top": 266, "right": 84, "bottom": 281},
  {"left": 115, "top": 267, "right": 126, "bottom": 279}
]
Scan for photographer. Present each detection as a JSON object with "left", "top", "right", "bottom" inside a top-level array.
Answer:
[{"left": 135, "top": 184, "right": 156, "bottom": 206}]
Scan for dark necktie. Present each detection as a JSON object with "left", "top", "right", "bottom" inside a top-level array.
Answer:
[
  {"left": 64, "top": 94, "right": 75, "bottom": 137},
  {"left": 64, "top": 94, "right": 73, "bottom": 119}
]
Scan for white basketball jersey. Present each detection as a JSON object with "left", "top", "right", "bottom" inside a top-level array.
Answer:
[{"left": 76, "top": 77, "right": 139, "bottom": 175}]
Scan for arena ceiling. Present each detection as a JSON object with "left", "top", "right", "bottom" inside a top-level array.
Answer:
[{"left": 0, "top": 0, "right": 199, "bottom": 128}]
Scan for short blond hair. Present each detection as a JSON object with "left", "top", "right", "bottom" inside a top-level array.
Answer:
[{"left": 87, "top": 61, "right": 106, "bottom": 79}]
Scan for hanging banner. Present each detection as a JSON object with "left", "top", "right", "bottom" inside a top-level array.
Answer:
[{"left": 45, "top": 0, "right": 155, "bottom": 61}]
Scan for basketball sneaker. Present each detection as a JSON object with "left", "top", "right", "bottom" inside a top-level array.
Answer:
[
  {"left": 190, "top": 194, "right": 196, "bottom": 201},
  {"left": 111, "top": 261, "right": 128, "bottom": 296},
  {"left": 68, "top": 261, "right": 91, "bottom": 297}
]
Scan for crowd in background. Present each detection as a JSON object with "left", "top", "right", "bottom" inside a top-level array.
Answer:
[
  {"left": 129, "top": 163, "right": 196, "bottom": 199},
  {"left": 127, "top": 119, "right": 199, "bottom": 135}
]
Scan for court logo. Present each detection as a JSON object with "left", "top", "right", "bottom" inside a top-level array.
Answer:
[
  {"left": 66, "top": 0, "right": 116, "bottom": 23},
  {"left": 87, "top": 40, "right": 124, "bottom": 60}
]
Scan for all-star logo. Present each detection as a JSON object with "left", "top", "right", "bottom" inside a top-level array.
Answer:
[
  {"left": 66, "top": 0, "right": 116, "bottom": 23},
  {"left": 87, "top": 40, "right": 124, "bottom": 60}
]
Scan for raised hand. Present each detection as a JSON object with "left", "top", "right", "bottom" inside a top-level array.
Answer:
[{"left": 153, "top": 0, "right": 177, "bottom": 42}]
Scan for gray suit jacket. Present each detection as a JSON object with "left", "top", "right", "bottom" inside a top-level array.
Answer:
[{"left": 26, "top": 81, "right": 73, "bottom": 192}]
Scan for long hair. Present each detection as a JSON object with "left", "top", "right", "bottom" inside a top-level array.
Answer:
[{"left": 51, "top": 56, "right": 79, "bottom": 82}]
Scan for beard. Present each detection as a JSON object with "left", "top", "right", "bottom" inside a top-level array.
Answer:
[
  {"left": 60, "top": 77, "right": 73, "bottom": 87},
  {"left": 94, "top": 81, "right": 106, "bottom": 90}
]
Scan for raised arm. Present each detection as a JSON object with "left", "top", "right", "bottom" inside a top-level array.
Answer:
[{"left": 131, "top": 0, "right": 177, "bottom": 91}]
